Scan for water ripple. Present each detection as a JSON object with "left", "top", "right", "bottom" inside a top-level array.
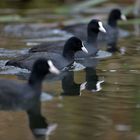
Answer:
[{"left": 0, "top": 48, "right": 28, "bottom": 58}]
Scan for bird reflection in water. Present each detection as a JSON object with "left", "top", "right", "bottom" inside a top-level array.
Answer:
[
  {"left": 27, "top": 99, "right": 48, "bottom": 139},
  {"left": 27, "top": 99, "right": 57, "bottom": 140},
  {"left": 61, "top": 71, "right": 81, "bottom": 96},
  {"left": 0, "top": 98, "right": 57, "bottom": 140},
  {"left": 78, "top": 57, "right": 104, "bottom": 94},
  {"left": 80, "top": 67, "right": 104, "bottom": 95},
  {"left": 61, "top": 67, "right": 104, "bottom": 96}
]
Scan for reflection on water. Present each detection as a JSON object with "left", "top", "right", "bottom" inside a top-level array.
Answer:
[
  {"left": 26, "top": 100, "right": 48, "bottom": 138},
  {"left": 61, "top": 67, "right": 104, "bottom": 96},
  {"left": 0, "top": 91, "right": 56, "bottom": 140},
  {"left": 0, "top": 3, "right": 140, "bottom": 140},
  {"left": 61, "top": 71, "right": 81, "bottom": 96},
  {"left": 81, "top": 67, "right": 104, "bottom": 93}
]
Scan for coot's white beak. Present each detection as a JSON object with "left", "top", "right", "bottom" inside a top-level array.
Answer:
[
  {"left": 81, "top": 42, "right": 88, "bottom": 54},
  {"left": 121, "top": 14, "right": 127, "bottom": 20},
  {"left": 48, "top": 60, "right": 60, "bottom": 75},
  {"left": 98, "top": 21, "right": 106, "bottom": 33}
]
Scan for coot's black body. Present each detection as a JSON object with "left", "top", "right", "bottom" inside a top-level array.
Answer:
[{"left": 6, "top": 37, "right": 88, "bottom": 70}]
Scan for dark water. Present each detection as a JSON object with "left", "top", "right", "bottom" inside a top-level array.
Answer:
[{"left": 0, "top": 2, "right": 140, "bottom": 140}]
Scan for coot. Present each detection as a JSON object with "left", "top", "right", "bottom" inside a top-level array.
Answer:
[
  {"left": 6, "top": 37, "right": 88, "bottom": 70},
  {"left": 0, "top": 58, "right": 60, "bottom": 109},
  {"left": 62, "top": 9, "right": 127, "bottom": 52},
  {"left": 29, "top": 19, "right": 106, "bottom": 59}
]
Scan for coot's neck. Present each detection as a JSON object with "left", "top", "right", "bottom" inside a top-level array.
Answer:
[
  {"left": 87, "top": 30, "right": 98, "bottom": 44},
  {"left": 62, "top": 45, "right": 75, "bottom": 60},
  {"left": 108, "top": 16, "right": 118, "bottom": 27},
  {"left": 28, "top": 72, "right": 45, "bottom": 90}
]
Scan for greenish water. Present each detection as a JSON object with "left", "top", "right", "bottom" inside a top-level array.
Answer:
[{"left": 0, "top": 1, "right": 140, "bottom": 140}]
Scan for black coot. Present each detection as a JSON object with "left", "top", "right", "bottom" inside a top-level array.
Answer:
[
  {"left": 98, "top": 9, "right": 127, "bottom": 52},
  {"left": 29, "top": 19, "right": 106, "bottom": 59},
  {"left": 62, "top": 9, "right": 127, "bottom": 52},
  {"left": 6, "top": 37, "right": 88, "bottom": 70},
  {"left": 0, "top": 58, "right": 60, "bottom": 109}
]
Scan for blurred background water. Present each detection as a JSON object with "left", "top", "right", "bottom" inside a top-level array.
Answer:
[{"left": 0, "top": 0, "right": 139, "bottom": 140}]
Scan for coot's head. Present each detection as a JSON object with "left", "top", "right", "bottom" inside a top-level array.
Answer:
[
  {"left": 109, "top": 9, "right": 127, "bottom": 21},
  {"left": 88, "top": 19, "right": 106, "bottom": 34},
  {"left": 64, "top": 36, "right": 88, "bottom": 53},
  {"left": 32, "top": 58, "right": 60, "bottom": 76}
]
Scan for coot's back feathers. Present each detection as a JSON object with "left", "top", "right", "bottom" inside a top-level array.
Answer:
[{"left": 29, "top": 40, "right": 65, "bottom": 53}]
